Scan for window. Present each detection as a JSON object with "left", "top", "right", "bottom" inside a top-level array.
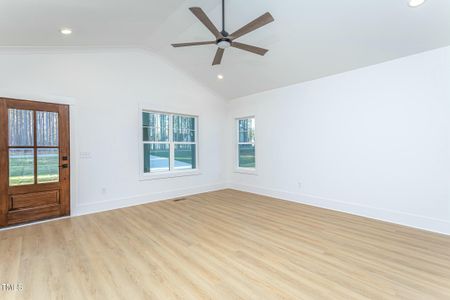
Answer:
[
  {"left": 142, "top": 111, "right": 198, "bottom": 175},
  {"left": 236, "top": 117, "right": 255, "bottom": 169},
  {"left": 8, "top": 109, "right": 60, "bottom": 186}
]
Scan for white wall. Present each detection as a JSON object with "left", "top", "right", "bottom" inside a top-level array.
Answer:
[
  {"left": 0, "top": 48, "right": 227, "bottom": 215},
  {"left": 227, "top": 46, "right": 450, "bottom": 234}
]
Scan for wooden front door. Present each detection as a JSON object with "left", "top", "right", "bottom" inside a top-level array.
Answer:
[{"left": 0, "top": 98, "right": 70, "bottom": 227}]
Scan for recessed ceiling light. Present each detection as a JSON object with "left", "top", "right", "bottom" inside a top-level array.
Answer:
[
  {"left": 217, "top": 74, "right": 224, "bottom": 80},
  {"left": 60, "top": 28, "right": 72, "bottom": 35},
  {"left": 408, "top": 0, "right": 426, "bottom": 7}
]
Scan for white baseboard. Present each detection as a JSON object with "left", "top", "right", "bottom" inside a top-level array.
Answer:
[
  {"left": 228, "top": 183, "right": 450, "bottom": 235},
  {"left": 74, "top": 182, "right": 227, "bottom": 216}
]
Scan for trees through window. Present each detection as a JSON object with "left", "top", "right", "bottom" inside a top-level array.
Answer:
[{"left": 142, "top": 111, "right": 197, "bottom": 173}]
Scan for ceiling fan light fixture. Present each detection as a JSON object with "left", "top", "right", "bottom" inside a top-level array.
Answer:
[
  {"left": 408, "top": 0, "right": 426, "bottom": 7},
  {"left": 217, "top": 40, "right": 231, "bottom": 49},
  {"left": 60, "top": 27, "right": 72, "bottom": 35},
  {"left": 217, "top": 74, "right": 224, "bottom": 80}
]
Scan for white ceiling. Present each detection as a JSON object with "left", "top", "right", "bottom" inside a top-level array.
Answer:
[{"left": 1, "top": 0, "right": 449, "bottom": 99}]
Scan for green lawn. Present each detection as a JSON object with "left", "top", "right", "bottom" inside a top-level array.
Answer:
[
  {"left": 9, "top": 174, "right": 59, "bottom": 186},
  {"left": 239, "top": 146, "right": 255, "bottom": 168},
  {"left": 174, "top": 149, "right": 196, "bottom": 167},
  {"left": 239, "top": 155, "right": 256, "bottom": 168},
  {"left": 9, "top": 155, "right": 59, "bottom": 186}
]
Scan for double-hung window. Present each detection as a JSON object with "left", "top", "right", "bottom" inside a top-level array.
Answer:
[
  {"left": 236, "top": 117, "right": 256, "bottom": 170},
  {"left": 142, "top": 111, "right": 198, "bottom": 175}
]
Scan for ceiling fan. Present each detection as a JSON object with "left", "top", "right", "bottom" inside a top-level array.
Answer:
[{"left": 171, "top": 0, "right": 274, "bottom": 66}]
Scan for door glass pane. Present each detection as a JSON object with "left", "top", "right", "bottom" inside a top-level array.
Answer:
[
  {"left": 37, "top": 148, "right": 59, "bottom": 183},
  {"left": 9, "top": 149, "right": 34, "bottom": 186},
  {"left": 8, "top": 109, "right": 34, "bottom": 146},
  {"left": 238, "top": 118, "right": 255, "bottom": 143},
  {"left": 173, "top": 115, "right": 196, "bottom": 142},
  {"left": 144, "top": 144, "right": 170, "bottom": 172},
  {"left": 142, "top": 112, "right": 169, "bottom": 142},
  {"left": 174, "top": 144, "right": 196, "bottom": 170},
  {"left": 37, "top": 111, "right": 59, "bottom": 146},
  {"left": 238, "top": 144, "right": 255, "bottom": 168}
]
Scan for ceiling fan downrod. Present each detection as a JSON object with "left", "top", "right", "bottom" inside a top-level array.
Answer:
[
  {"left": 221, "top": 0, "right": 227, "bottom": 35},
  {"left": 217, "top": 0, "right": 232, "bottom": 49}
]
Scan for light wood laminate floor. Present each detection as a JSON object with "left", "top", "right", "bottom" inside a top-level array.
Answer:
[{"left": 1, "top": 189, "right": 449, "bottom": 299}]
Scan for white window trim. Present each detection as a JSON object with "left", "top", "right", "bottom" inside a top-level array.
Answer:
[
  {"left": 139, "top": 107, "right": 200, "bottom": 181},
  {"left": 234, "top": 116, "right": 257, "bottom": 175}
]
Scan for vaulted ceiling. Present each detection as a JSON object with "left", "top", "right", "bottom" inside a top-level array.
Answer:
[{"left": 1, "top": 0, "right": 449, "bottom": 99}]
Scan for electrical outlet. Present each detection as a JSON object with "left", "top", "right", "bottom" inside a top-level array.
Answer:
[
  {"left": 101, "top": 187, "right": 107, "bottom": 194},
  {"left": 297, "top": 181, "right": 302, "bottom": 189}
]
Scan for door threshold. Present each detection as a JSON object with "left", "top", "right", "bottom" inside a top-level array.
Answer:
[{"left": 0, "top": 215, "right": 71, "bottom": 231}]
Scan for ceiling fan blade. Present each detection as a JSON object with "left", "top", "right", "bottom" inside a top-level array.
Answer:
[
  {"left": 189, "top": 7, "right": 223, "bottom": 39},
  {"left": 232, "top": 42, "right": 268, "bottom": 56},
  {"left": 172, "top": 41, "right": 216, "bottom": 47},
  {"left": 229, "top": 12, "right": 274, "bottom": 40},
  {"left": 212, "top": 48, "right": 225, "bottom": 65}
]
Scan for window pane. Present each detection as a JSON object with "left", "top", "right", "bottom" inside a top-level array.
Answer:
[
  {"left": 143, "top": 112, "right": 169, "bottom": 142},
  {"left": 173, "top": 115, "right": 196, "bottom": 142},
  {"left": 239, "top": 144, "right": 255, "bottom": 168},
  {"left": 9, "top": 149, "right": 34, "bottom": 186},
  {"left": 37, "top": 111, "right": 59, "bottom": 146},
  {"left": 174, "top": 144, "right": 196, "bottom": 170},
  {"left": 8, "top": 109, "right": 34, "bottom": 146},
  {"left": 144, "top": 144, "right": 170, "bottom": 172},
  {"left": 37, "top": 148, "right": 59, "bottom": 184},
  {"left": 238, "top": 118, "right": 255, "bottom": 143}
]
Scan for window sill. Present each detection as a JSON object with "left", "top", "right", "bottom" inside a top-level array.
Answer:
[
  {"left": 140, "top": 169, "right": 201, "bottom": 181},
  {"left": 234, "top": 168, "right": 258, "bottom": 176}
]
